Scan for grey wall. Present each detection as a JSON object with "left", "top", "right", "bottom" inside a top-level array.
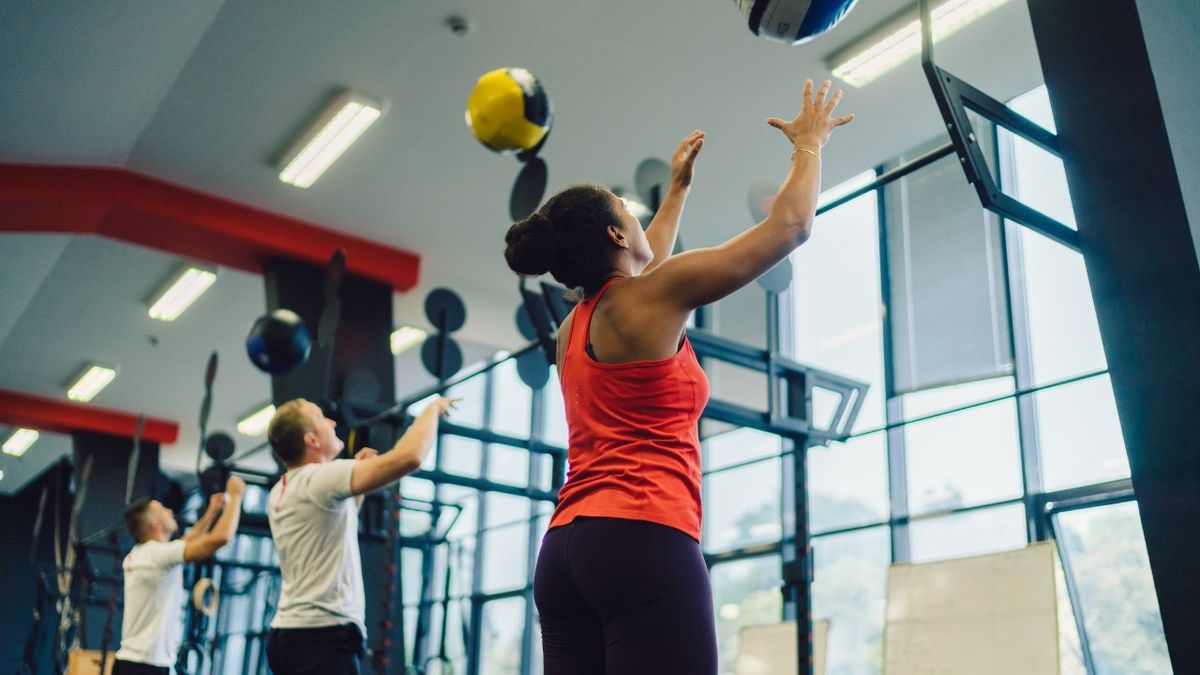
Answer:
[{"left": 1137, "top": 0, "right": 1200, "bottom": 267}]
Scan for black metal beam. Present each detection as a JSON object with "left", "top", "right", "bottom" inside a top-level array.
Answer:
[
  {"left": 917, "top": 0, "right": 1078, "bottom": 251},
  {"left": 1025, "top": 3, "right": 1200, "bottom": 670},
  {"left": 815, "top": 143, "right": 955, "bottom": 217}
]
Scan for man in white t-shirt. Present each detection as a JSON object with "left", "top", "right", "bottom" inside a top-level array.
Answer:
[
  {"left": 265, "top": 396, "right": 453, "bottom": 675},
  {"left": 113, "top": 476, "right": 244, "bottom": 675}
]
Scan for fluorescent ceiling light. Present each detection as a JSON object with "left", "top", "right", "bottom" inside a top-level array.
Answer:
[
  {"left": 620, "top": 197, "right": 654, "bottom": 222},
  {"left": 67, "top": 365, "right": 117, "bottom": 402},
  {"left": 237, "top": 404, "right": 276, "bottom": 437},
  {"left": 829, "top": 0, "right": 1012, "bottom": 88},
  {"left": 3, "top": 428, "right": 38, "bottom": 457},
  {"left": 391, "top": 326, "right": 428, "bottom": 355},
  {"left": 279, "top": 90, "right": 384, "bottom": 188},
  {"left": 147, "top": 265, "right": 217, "bottom": 321},
  {"left": 0, "top": 470, "right": 4, "bottom": 482}
]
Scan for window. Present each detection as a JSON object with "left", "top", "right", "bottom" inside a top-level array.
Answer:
[
  {"left": 711, "top": 555, "right": 784, "bottom": 675},
  {"left": 487, "top": 442, "right": 530, "bottom": 487},
  {"left": 491, "top": 358, "right": 533, "bottom": 437},
  {"left": 811, "top": 526, "right": 890, "bottom": 675},
  {"left": 704, "top": 429, "right": 782, "bottom": 554},
  {"left": 1034, "top": 374, "right": 1129, "bottom": 490},
  {"left": 809, "top": 431, "right": 889, "bottom": 534},
  {"left": 479, "top": 528, "right": 528, "bottom": 594},
  {"left": 1054, "top": 502, "right": 1171, "bottom": 674},
  {"left": 1003, "top": 86, "right": 1076, "bottom": 229},
  {"left": 901, "top": 379, "right": 1023, "bottom": 515},
  {"left": 542, "top": 368, "right": 568, "bottom": 447},
  {"left": 1015, "top": 227, "right": 1107, "bottom": 384},
  {"left": 440, "top": 435, "right": 484, "bottom": 477},
  {"left": 704, "top": 426, "right": 781, "bottom": 473},
  {"left": 479, "top": 597, "right": 526, "bottom": 675},
  {"left": 794, "top": 170, "right": 885, "bottom": 432},
  {"left": 909, "top": 502, "right": 1027, "bottom": 563}
]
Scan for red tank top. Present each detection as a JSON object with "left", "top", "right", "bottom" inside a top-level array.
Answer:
[{"left": 550, "top": 277, "right": 710, "bottom": 541}]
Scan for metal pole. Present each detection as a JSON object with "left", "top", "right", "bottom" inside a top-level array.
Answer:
[
  {"left": 521, "top": 386, "right": 546, "bottom": 675},
  {"left": 814, "top": 143, "right": 955, "bottom": 217}
]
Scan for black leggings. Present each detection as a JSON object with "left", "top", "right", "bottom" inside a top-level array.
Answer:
[{"left": 534, "top": 517, "right": 717, "bottom": 675}]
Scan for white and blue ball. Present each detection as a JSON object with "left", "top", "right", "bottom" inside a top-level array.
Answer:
[{"left": 733, "top": 0, "right": 859, "bottom": 45}]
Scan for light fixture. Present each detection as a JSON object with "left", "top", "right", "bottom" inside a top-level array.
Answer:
[
  {"left": 67, "top": 364, "right": 117, "bottom": 402},
  {"left": 391, "top": 326, "right": 428, "bottom": 355},
  {"left": 147, "top": 265, "right": 217, "bottom": 321},
  {"left": 237, "top": 404, "right": 276, "bottom": 437},
  {"left": 3, "top": 428, "right": 38, "bottom": 457},
  {"left": 278, "top": 90, "right": 385, "bottom": 189},
  {"left": 828, "top": 0, "right": 1012, "bottom": 88},
  {"left": 0, "top": 470, "right": 5, "bottom": 483},
  {"left": 620, "top": 197, "right": 654, "bottom": 222}
]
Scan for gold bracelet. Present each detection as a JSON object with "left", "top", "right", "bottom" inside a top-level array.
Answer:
[{"left": 791, "top": 147, "right": 820, "bottom": 162}]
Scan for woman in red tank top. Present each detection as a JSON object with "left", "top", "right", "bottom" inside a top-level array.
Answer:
[{"left": 504, "top": 79, "right": 853, "bottom": 675}]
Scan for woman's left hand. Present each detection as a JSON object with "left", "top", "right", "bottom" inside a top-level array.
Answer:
[{"left": 670, "top": 130, "right": 706, "bottom": 190}]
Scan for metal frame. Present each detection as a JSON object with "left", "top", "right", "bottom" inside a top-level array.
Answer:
[
  {"left": 916, "top": 0, "right": 1079, "bottom": 251},
  {"left": 994, "top": 114, "right": 1050, "bottom": 544}
]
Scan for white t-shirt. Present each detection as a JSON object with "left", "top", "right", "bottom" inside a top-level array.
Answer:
[
  {"left": 268, "top": 460, "right": 365, "bottom": 634},
  {"left": 116, "top": 539, "right": 186, "bottom": 667}
]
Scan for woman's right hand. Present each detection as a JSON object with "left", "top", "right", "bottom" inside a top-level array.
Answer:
[{"left": 767, "top": 79, "right": 854, "bottom": 150}]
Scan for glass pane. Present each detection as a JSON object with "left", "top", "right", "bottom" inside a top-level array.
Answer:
[
  {"left": 812, "top": 526, "right": 890, "bottom": 675},
  {"left": 543, "top": 369, "right": 568, "bottom": 448},
  {"left": 481, "top": 520, "right": 531, "bottom": 593},
  {"left": 425, "top": 545, "right": 471, "bottom": 672},
  {"left": 1004, "top": 85, "right": 1076, "bottom": 229},
  {"left": 450, "top": 372, "right": 488, "bottom": 427},
  {"left": 1036, "top": 374, "right": 1129, "bottom": 490},
  {"left": 530, "top": 614, "right": 545, "bottom": 675},
  {"left": 479, "top": 597, "right": 526, "bottom": 675},
  {"left": 487, "top": 442, "right": 530, "bottom": 487},
  {"left": 903, "top": 391, "right": 1022, "bottom": 515},
  {"left": 439, "top": 435, "right": 483, "bottom": 477},
  {"left": 795, "top": 172, "right": 885, "bottom": 432},
  {"left": 909, "top": 503, "right": 1027, "bottom": 563},
  {"left": 401, "top": 547, "right": 426, "bottom": 608},
  {"left": 710, "top": 555, "right": 783, "bottom": 675},
  {"left": 901, "top": 376, "right": 1014, "bottom": 419},
  {"left": 809, "top": 431, "right": 889, "bottom": 534},
  {"left": 485, "top": 493, "right": 529, "bottom": 530},
  {"left": 241, "top": 484, "right": 268, "bottom": 514},
  {"left": 704, "top": 455, "right": 782, "bottom": 554},
  {"left": 442, "top": 485, "right": 479, "bottom": 541},
  {"left": 705, "top": 426, "right": 781, "bottom": 473},
  {"left": 412, "top": 373, "right": 487, "bottom": 428},
  {"left": 1018, "top": 226, "right": 1107, "bottom": 384},
  {"left": 492, "top": 359, "right": 533, "bottom": 437},
  {"left": 1055, "top": 502, "right": 1171, "bottom": 675},
  {"left": 402, "top": 476, "right": 435, "bottom": 501},
  {"left": 533, "top": 453, "right": 553, "bottom": 493},
  {"left": 451, "top": 536, "right": 477, "bottom": 600}
]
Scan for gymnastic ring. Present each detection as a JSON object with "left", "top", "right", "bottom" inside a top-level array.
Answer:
[{"left": 192, "top": 578, "right": 219, "bottom": 617}]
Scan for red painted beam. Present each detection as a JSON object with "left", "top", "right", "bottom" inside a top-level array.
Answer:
[
  {"left": 0, "top": 164, "right": 421, "bottom": 291},
  {"left": 0, "top": 389, "right": 179, "bottom": 444}
]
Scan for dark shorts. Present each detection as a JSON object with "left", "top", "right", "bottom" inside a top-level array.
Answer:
[
  {"left": 111, "top": 660, "right": 170, "bottom": 675},
  {"left": 534, "top": 517, "right": 718, "bottom": 675},
  {"left": 266, "top": 623, "right": 364, "bottom": 675}
]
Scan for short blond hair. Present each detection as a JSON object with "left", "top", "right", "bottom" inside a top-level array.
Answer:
[
  {"left": 268, "top": 398, "right": 314, "bottom": 465},
  {"left": 124, "top": 498, "right": 154, "bottom": 542}
]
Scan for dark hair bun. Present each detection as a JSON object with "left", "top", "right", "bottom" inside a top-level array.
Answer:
[{"left": 504, "top": 212, "right": 554, "bottom": 277}]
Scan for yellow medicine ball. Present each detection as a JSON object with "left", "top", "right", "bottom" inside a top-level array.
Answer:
[{"left": 466, "top": 67, "right": 552, "bottom": 154}]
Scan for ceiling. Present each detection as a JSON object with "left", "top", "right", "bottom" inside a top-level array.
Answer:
[{"left": 0, "top": 0, "right": 1045, "bottom": 493}]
